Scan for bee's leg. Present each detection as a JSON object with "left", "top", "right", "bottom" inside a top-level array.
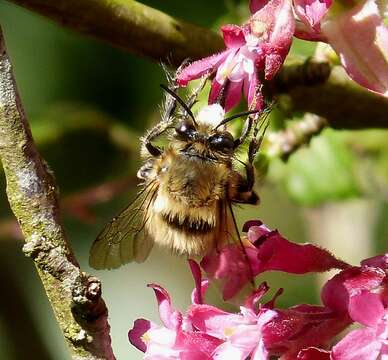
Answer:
[
  {"left": 186, "top": 74, "right": 209, "bottom": 108},
  {"left": 230, "top": 129, "right": 267, "bottom": 204},
  {"left": 141, "top": 68, "right": 183, "bottom": 157},
  {"left": 137, "top": 160, "right": 155, "bottom": 179},
  {"left": 233, "top": 116, "right": 253, "bottom": 149}
]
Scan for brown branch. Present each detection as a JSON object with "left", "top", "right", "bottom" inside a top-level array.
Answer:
[
  {"left": 0, "top": 26, "right": 115, "bottom": 359},
  {"left": 6, "top": 0, "right": 388, "bottom": 129},
  {"left": 276, "top": 63, "right": 388, "bottom": 130},
  {"left": 8, "top": 0, "right": 224, "bottom": 67}
]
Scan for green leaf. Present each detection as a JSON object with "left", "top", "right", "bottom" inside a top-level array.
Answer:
[{"left": 282, "top": 129, "right": 361, "bottom": 206}]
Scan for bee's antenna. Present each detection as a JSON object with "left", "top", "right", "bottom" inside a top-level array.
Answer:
[
  {"left": 216, "top": 109, "right": 262, "bottom": 129},
  {"left": 160, "top": 84, "right": 198, "bottom": 126}
]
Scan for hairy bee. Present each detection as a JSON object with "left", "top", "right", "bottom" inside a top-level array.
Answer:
[{"left": 89, "top": 76, "right": 267, "bottom": 270}]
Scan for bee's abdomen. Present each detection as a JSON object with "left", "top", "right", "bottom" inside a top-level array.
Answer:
[{"left": 161, "top": 213, "right": 214, "bottom": 234}]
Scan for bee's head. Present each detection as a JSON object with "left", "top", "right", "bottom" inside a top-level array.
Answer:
[
  {"left": 160, "top": 85, "right": 261, "bottom": 162},
  {"left": 174, "top": 104, "right": 235, "bottom": 160}
]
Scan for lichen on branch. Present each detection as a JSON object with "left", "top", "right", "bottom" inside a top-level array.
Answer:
[{"left": 0, "top": 26, "right": 115, "bottom": 360}]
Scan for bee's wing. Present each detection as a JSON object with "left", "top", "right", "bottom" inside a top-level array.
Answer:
[{"left": 89, "top": 181, "right": 158, "bottom": 270}]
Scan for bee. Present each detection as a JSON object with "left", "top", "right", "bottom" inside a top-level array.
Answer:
[{"left": 89, "top": 73, "right": 267, "bottom": 270}]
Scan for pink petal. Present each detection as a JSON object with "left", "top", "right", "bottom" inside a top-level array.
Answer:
[
  {"left": 128, "top": 318, "right": 152, "bottom": 352},
  {"left": 224, "top": 80, "right": 244, "bottom": 111},
  {"left": 263, "top": 287, "right": 284, "bottom": 309},
  {"left": 201, "top": 243, "right": 257, "bottom": 300},
  {"left": 208, "top": 78, "right": 224, "bottom": 105},
  {"left": 212, "top": 342, "right": 247, "bottom": 359},
  {"left": 251, "top": 339, "right": 271, "bottom": 360},
  {"left": 202, "top": 220, "right": 349, "bottom": 300},
  {"left": 322, "top": 0, "right": 388, "bottom": 96},
  {"left": 188, "top": 304, "right": 244, "bottom": 339},
  {"left": 247, "top": 225, "right": 349, "bottom": 274},
  {"left": 176, "top": 330, "right": 223, "bottom": 358},
  {"left": 297, "top": 347, "right": 331, "bottom": 359},
  {"left": 322, "top": 266, "right": 386, "bottom": 313},
  {"left": 294, "top": 22, "right": 327, "bottom": 41},
  {"left": 243, "top": 71, "right": 263, "bottom": 110},
  {"left": 148, "top": 283, "right": 182, "bottom": 330},
  {"left": 188, "top": 259, "right": 209, "bottom": 305},
  {"left": 211, "top": 309, "right": 276, "bottom": 360},
  {"left": 331, "top": 327, "right": 382, "bottom": 360},
  {"left": 249, "top": 0, "right": 294, "bottom": 80},
  {"left": 294, "top": 0, "right": 332, "bottom": 31},
  {"left": 348, "top": 291, "right": 385, "bottom": 327},
  {"left": 264, "top": 53, "right": 285, "bottom": 80},
  {"left": 266, "top": 0, "right": 295, "bottom": 49},
  {"left": 244, "top": 282, "right": 270, "bottom": 312},
  {"left": 177, "top": 51, "right": 229, "bottom": 86},
  {"left": 250, "top": 0, "right": 270, "bottom": 13},
  {"left": 221, "top": 24, "right": 246, "bottom": 49},
  {"left": 361, "top": 254, "right": 388, "bottom": 270},
  {"left": 263, "top": 306, "right": 351, "bottom": 357}
]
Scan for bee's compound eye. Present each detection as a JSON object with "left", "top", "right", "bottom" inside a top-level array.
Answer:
[
  {"left": 175, "top": 120, "right": 196, "bottom": 139},
  {"left": 209, "top": 132, "right": 234, "bottom": 152}
]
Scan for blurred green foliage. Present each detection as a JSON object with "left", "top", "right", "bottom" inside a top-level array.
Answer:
[
  {"left": 0, "top": 1, "right": 387, "bottom": 359},
  {"left": 281, "top": 129, "right": 361, "bottom": 205}
]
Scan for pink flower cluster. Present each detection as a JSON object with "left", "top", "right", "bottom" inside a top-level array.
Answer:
[
  {"left": 177, "top": 0, "right": 388, "bottom": 112},
  {"left": 129, "top": 221, "right": 388, "bottom": 359}
]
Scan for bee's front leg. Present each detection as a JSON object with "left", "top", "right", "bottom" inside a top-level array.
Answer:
[
  {"left": 142, "top": 62, "right": 193, "bottom": 157},
  {"left": 141, "top": 85, "right": 178, "bottom": 157},
  {"left": 234, "top": 116, "right": 253, "bottom": 149}
]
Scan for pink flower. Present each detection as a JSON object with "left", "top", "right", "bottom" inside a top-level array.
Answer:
[
  {"left": 177, "top": 0, "right": 294, "bottom": 111},
  {"left": 189, "top": 305, "right": 277, "bottom": 359},
  {"left": 331, "top": 291, "right": 388, "bottom": 360},
  {"left": 129, "top": 261, "right": 280, "bottom": 359},
  {"left": 294, "top": 0, "right": 388, "bottom": 96},
  {"left": 264, "top": 304, "right": 351, "bottom": 358},
  {"left": 293, "top": 0, "right": 332, "bottom": 39},
  {"left": 201, "top": 220, "right": 349, "bottom": 300},
  {"left": 297, "top": 255, "right": 388, "bottom": 359},
  {"left": 188, "top": 281, "right": 278, "bottom": 360},
  {"left": 128, "top": 281, "right": 222, "bottom": 359},
  {"left": 321, "top": 258, "right": 386, "bottom": 314},
  {"left": 322, "top": 256, "right": 388, "bottom": 359}
]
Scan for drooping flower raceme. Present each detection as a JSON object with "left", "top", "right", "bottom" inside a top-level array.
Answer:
[
  {"left": 177, "top": 0, "right": 295, "bottom": 111},
  {"left": 201, "top": 219, "right": 349, "bottom": 300},
  {"left": 129, "top": 219, "right": 388, "bottom": 359},
  {"left": 178, "top": 0, "right": 388, "bottom": 117},
  {"left": 129, "top": 260, "right": 278, "bottom": 359},
  {"left": 294, "top": 0, "right": 388, "bottom": 96},
  {"left": 128, "top": 281, "right": 223, "bottom": 359}
]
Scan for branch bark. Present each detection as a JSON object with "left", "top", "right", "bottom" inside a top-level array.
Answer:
[
  {"left": 8, "top": 0, "right": 224, "bottom": 67},
  {"left": 7, "top": 0, "right": 388, "bottom": 129},
  {"left": 0, "top": 26, "right": 115, "bottom": 360},
  {"left": 276, "top": 63, "right": 388, "bottom": 130}
]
